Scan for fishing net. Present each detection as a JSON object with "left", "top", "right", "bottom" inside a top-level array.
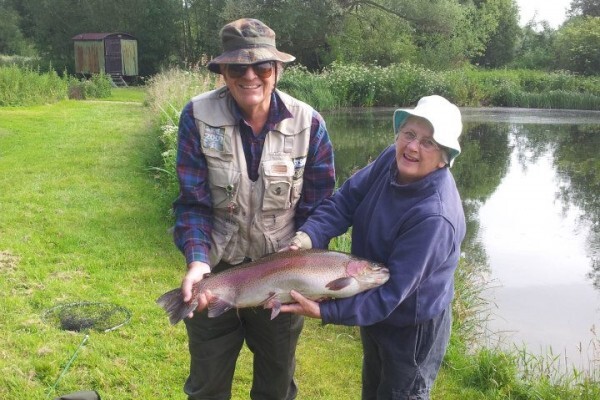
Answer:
[
  {"left": 42, "top": 302, "right": 131, "bottom": 399},
  {"left": 42, "top": 301, "right": 131, "bottom": 333}
]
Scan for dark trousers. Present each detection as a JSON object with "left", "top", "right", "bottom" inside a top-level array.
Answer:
[
  {"left": 360, "top": 306, "right": 452, "bottom": 400},
  {"left": 183, "top": 261, "right": 304, "bottom": 400}
]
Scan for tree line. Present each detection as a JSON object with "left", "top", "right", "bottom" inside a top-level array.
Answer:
[{"left": 1, "top": 0, "right": 599, "bottom": 76}]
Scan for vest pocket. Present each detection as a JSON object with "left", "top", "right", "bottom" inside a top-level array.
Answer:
[
  {"left": 207, "top": 166, "right": 241, "bottom": 209},
  {"left": 262, "top": 160, "right": 294, "bottom": 211},
  {"left": 209, "top": 217, "right": 239, "bottom": 266},
  {"left": 264, "top": 217, "right": 295, "bottom": 253},
  {"left": 263, "top": 180, "right": 292, "bottom": 211}
]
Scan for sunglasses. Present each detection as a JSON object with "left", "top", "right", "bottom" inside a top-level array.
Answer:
[{"left": 225, "top": 61, "right": 275, "bottom": 79}]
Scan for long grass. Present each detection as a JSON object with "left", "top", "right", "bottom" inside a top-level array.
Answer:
[
  {"left": 276, "top": 62, "right": 600, "bottom": 110},
  {"left": 0, "top": 65, "right": 116, "bottom": 106},
  {"left": 2, "top": 83, "right": 599, "bottom": 399},
  {"left": 0, "top": 91, "right": 366, "bottom": 399},
  {"left": 0, "top": 65, "right": 67, "bottom": 106}
]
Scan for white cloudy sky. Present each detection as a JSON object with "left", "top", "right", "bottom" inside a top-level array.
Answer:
[{"left": 515, "top": 0, "right": 572, "bottom": 28}]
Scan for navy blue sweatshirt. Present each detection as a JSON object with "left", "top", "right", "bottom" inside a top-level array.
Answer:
[{"left": 300, "top": 145, "right": 466, "bottom": 327}]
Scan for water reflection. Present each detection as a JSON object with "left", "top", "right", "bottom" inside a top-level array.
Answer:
[{"left": 324, "top": 107, "right": 600, "bottom": 367}]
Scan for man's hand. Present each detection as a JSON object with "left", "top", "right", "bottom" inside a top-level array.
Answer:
[
  {"left": 279, "top": 290, "right": 322, "bottom": 319},
  {"left": 181, "top": 261, "right": 211, "bottom": 318}
]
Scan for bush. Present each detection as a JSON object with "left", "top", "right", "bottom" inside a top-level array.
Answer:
[
  {"left": 67, "top": 74, "right": 112, "bottom": 100},
  {"left": 0, "top": 65, "right": 67, "bottom": 106},
  {"left": 144, "top": 66, "right": 221, "bottom": 194},
  {"left": 0, "top": 55, "right": 39, "bottom": 69},
  {"left": 555, "top": 17, "right": 600, "bottom": 76},
  {"left": 278, "top": 65, "right": 338, "bottom": 110}
]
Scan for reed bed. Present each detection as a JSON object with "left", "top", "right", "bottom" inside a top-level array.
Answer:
[
  {"left": 277, "top": 63, "right": 600, "bottom": 111},
  {"left": 0, "top": 65, "right": 114, "bottom": 106},
  {"left": 0, "top": 65, "right": 67, "bottom": 106}
]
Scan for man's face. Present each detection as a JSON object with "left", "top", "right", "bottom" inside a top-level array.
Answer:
[{"left": 221, "top": 61, "right": 277, "bottom": 116}]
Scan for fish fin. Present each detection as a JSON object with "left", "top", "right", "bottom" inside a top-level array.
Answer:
[
  {"left": 259, "top": 292, "right": 282, "bottom": 320},
  {"left": 326, "top": 277, "right": 353, "bottom": 291},
  {"left": 270, "top": 301, "right": 281, "bottom": 320},
  {"left": 207, "top": 296, "right": 234, "bottom": 318},
  {"left": 156, "top": 288, "right": 198, "bottom": 325}
]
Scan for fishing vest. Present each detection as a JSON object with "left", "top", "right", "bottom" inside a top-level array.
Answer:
[{"left": 191, "top": 88, "right": 313, "bottom": 266}]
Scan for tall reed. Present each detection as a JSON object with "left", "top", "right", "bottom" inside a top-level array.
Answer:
[
  {"left": 0, "top": 65, "right": 67, "bottom": 106},
  {"left": 278, "top": 63, "right": 600, "bottom": 110},
  {"left": 144, "top": 66, "right": 221, "bottom": 197}
]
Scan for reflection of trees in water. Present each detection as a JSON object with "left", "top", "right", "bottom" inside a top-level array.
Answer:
[
  {"left": 553, "top": 125, "right": 600, "bottom": 288},
  {"left": 512, "top": 124, "right": 600, "bottom": 288},
  {"left": 511, "top": 124, "right": 556, "bottom": 169},
  {"left": 454, "top": 123, "right": 512, "bottom": 270},
  {"left": 327, "top": 114, "right": 518, "bottom": 274},
  {"left": 325, "top": 109, "right": 394, "bottom": 184},
  {"left": 455, "top": 123, "right": 512, "bottom": 203},
  {"left": 325, "top": 112, "right": 600, "bottom": 288}
]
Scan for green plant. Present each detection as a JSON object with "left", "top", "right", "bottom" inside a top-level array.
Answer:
[
  {"left": 2, "top": 87, "right": 600, "bottom": 400},
  {"left": 0, "top": 65, "right": 67, "bottom": 106},
  {"left": 67, "top": 74, "right": 113, "bottom": 100}
]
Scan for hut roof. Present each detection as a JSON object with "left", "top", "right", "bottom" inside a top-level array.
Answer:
[{"left": 72, "top": 33, "right": 135, "bottom": 41}]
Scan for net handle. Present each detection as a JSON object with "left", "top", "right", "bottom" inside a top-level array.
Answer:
[{"left": 45, "top": 334, "right": 89, "bottom": 399}]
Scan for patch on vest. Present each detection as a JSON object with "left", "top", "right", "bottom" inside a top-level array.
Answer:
[
  {"left": 293, "top": 157, "right": 307, "bottom": 179},
  {"left": 203, "top": 125, "right": 225, "bottom": 151}
]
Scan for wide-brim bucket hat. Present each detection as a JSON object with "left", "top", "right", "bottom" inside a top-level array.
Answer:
[
  {"left": 393, "top": 95, "right": 462, "bottom": 167},
  {"left": 207, "top": 18, "right": 295, "bottom": 74}
]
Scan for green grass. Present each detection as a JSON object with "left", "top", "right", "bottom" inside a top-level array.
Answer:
[
  {"left": 0, "top": 91, "right": 365, "bottom": 399},
  {"left": 98, "top": 86, "right": 146, "bottom": 103},
  {"left": 2, "top": 88, "right": 599, "bottom": 399},
  {"left": 0, "top": 97, "right": 186, "bottom": 399}
]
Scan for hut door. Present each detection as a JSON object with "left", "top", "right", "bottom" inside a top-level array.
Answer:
[{"left": 105, "top": 37, "right": 122, "bottom": 74}]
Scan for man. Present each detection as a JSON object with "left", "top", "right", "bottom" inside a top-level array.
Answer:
[{"left": 172, "top": 18, "right": 335, "bottom": 400}]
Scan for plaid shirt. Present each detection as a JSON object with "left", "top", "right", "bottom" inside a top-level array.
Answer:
[{"left": 173, "top": 91, "right": 335, "bottom": 265}]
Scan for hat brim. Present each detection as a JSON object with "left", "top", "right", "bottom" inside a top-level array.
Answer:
[{"left": 207, "top": 47, "right": 295, "bottom": 74}]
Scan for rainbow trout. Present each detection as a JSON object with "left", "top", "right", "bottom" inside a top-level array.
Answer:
[{"left": 157, "top": 249, "right": 389, "bottom": 324}]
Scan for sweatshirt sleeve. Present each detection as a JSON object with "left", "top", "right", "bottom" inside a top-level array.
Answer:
[
  {"left": 319, "top": 214, "right": 456, "bottom": 326},
  {"left": 300, "top": 146, "right": 394, "bottom": 248}
]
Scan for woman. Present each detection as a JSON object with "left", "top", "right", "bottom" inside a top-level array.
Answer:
[{"left": 281, "top": 95, "right": 466, "bottom": 399}]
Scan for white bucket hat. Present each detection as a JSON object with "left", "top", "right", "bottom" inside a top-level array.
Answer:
[{"left": 393, "top": 95, "right": 462, "bottom": 167}]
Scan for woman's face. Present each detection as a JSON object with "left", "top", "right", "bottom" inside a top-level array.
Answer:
[
  {"left": 395, "top": 117, "right": 447, "bottom": 184},
  {"left": 221, "top": 61, "right": 278, "bottom": 117}
]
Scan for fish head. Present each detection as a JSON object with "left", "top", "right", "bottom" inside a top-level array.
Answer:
[{"left": 346, "top": 259, "right": 390, "bottom": 289}]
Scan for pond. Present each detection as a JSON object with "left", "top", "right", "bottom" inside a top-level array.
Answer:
[{"left": 323, "top": 107, "right": 600, "bottom": 371}]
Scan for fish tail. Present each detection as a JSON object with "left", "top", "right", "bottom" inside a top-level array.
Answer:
[{"left": 156, "top": 288, "right": 197, "bottom": 325}]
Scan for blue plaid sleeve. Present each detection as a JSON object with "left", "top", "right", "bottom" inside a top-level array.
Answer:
[
  {"left": 294, "top": 111, "right": 336, "bottom": 229},
  {"left": 172, "top": 102, "right": 213, "bottom": 265}
]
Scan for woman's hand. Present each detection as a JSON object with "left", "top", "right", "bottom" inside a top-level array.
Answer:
[{"left": 279, "top": 290, "right": 322, "bottom": 319}]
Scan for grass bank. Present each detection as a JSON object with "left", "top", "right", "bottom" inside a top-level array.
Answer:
[
  {"left": 0, "top": 65, "right": 116, "bottom": 107},
  {"left": 277, "top": 62, "right": 600, "bottom": 110},
  {"left": 1, "top": 88, "right": 599, "bottom": 399},
  {"left": 0, "top": 89, "right": 367, "bottom": 399}
]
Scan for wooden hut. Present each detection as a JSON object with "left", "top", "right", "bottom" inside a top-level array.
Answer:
[{"left": 72, "top": 32, "right": 138, "bottom": 86}]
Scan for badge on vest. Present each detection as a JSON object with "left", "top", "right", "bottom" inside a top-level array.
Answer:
[
  {"left": 293, "top": 157, "right": 307, "bottom": 180},
  {"left": 203, "top": 125, "right": 225, "bottom": 152}
]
